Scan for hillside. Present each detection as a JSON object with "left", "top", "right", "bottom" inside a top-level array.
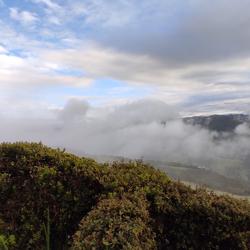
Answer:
[
  {"left": 82, "top": 155, "right": 250, "bottom": 196},
  {"left": 0, "top": 142, "right": 250, "bottom": 249},
  {"left": 183, "top": 114, "right": 249, "bottom": 132},
  {"left": 147, "top": 160, "right": 250, "bottom": 196}
]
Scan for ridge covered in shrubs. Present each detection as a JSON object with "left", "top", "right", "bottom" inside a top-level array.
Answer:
[{"left": 0, "top": 142, "right": 249, "bottom": 249}]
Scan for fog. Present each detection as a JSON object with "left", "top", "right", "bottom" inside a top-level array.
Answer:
[{"left": 1, "top": 98, "right": 250, "bottom": 179}]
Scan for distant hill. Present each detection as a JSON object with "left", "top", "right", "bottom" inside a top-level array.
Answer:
[
  {"left": 87, "top": 155, "right": 250, "bottom": 196},
  {"left": 183, "top": 114, "right": 249, "bottom": 132},
  {"left": 0, "top": 142, "right": 249, "bottom": 249},
  {"left": 147, "top": 160, "right": 250, "bottom": 196}
]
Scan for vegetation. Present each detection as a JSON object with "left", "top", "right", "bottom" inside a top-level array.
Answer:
[
  {"left": 183, "top": 114, "right": 249, "bottom": 132},
  {"left": 71, "top": 193, "right": 156, "bottom": 250},
  {"left": 0, "top": 142, "right": 249, "bottom": 249}
]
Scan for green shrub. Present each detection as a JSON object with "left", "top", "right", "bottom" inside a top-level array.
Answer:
[
  {"left": 101, "top": 161, "right": 250, "bottom": 249},
  {"left": 148, "top": 182, "right": 250, "bottom": 249},
  {"left": 71, "top": 193, "right": 156, "bottom": 250},
  {"left": 0, "top": 142, "right": 250, "bottom": 249},
  {"left": 0, "top": 142, "right": 105, "bottom": 249},
  {"left": 100, "top": 160, "right": 170, "bottom": 194},
  {"left": 0, "top": 234, "right": 16, "bottom": 250}
]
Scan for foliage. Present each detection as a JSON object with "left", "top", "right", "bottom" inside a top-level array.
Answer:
[
  {"left": 0, "top": 234, "right": 16, "bottom": 250},
  {"left": 0, "top": 142, "right": 105, "bottom": 249},
  {"left": 0, "top": 142, "right": 250, "bottom": 249},
  {"left": 71, "top": 193, "right": 156, "bottom": 250}
]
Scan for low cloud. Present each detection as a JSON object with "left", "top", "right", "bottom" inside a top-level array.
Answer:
[
  {"left": 235, "top": 123, "right": 250, "bottom": 136},
  {"left": 58, "top": 99, "right": 89, "bottom": 122},
  {"left": 1, "top": 99, "right": 249, "bottom": 180}
]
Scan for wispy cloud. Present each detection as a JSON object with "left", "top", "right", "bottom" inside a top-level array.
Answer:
[
  {"left": 30, "top": 0, "right": 61, "bottom": 11},
  {"left": 9, "top": 7, "right": 39, "bottom": 26},
  {"left": 0, "top": 45, "right": 7, "bottom": 54}
]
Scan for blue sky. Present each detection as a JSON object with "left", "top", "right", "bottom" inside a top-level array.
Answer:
[{"left": 1, "top": 0, "right": 250, "bottom": 116}]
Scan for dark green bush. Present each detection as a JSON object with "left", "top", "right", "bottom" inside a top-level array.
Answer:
[
  {"left": 0, "top": 142, "right": 250, "bottom": 249},
  {"left": 0, "top": 234, "right": 16, "bottom": 250},
  {"left": 101, "top": 161, "right": 250, "bottom": 249},
  {"left": 0, "top": 142, "right": 105, "bottom": 249},
  {"left": 148, "top": 182, "right": 250, "bottom": 249},
  {"left": 0, "top": 218, "right": 16, "bottom": 250},
  {"left": 71, "top": 193, "right": 156, "bottom": 250}
]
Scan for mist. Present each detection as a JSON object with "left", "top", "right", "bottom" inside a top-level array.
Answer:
[{"left": 1, "top": 98, "right": 250, "bottom": 180}]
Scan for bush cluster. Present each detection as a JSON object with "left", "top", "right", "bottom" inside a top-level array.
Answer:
[
  {"left": 0, "top": 142, "right": 104, "bottom": 249},
  {"left": 71, "top": 193, "right": 156, "bottom": 250},
  {"left": 0, "top": 142, "right": 249, "bottom": 249}
]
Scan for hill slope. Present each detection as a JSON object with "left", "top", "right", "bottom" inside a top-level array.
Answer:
[
  {"left": 0, "top": 142, "right": 250, "bottom": 249},
  {"left": 183, "top": 114, "right": 249, "bottom": 132},
  {"left": 147, "top": 160, "right": 250, "bottom": 196}
]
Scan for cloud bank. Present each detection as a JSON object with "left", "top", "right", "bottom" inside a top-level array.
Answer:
[{"left": 1, "top": 99, "right": 249, "bottom": 180}]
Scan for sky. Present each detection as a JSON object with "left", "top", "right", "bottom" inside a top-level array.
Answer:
[{"left": 1, "top": 0, "right": 250, "bottom": 116}]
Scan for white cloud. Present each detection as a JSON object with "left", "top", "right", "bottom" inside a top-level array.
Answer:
[
  {"left": 236, "top": 123, "right": 250, "bottom": 136},
  {"left": 31, "top": 0, "right": 61, "bottom": 11},
  {"left": 38, "top": 42, "right": 250, "bottom": 113},
  {"left": 40, "top": 43, "right": 186, "bottom": 86},
  {"left": 0, "top": 45, "right": 7, "bottom": 54},
  {"left": 0, "top": 52, "right": 92, "bottom": 101},
  {"left": 9, "top": 7, "right": 39, "bottom": 25},
  {"left": 47, "top": 16, "right": 61, "bottom": 25},
  {"left": 40, "top": 43, "right": 250, "bottom": 86},
  {"left": 75, "top": 0, "right": 136, "bottom": 27}
]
